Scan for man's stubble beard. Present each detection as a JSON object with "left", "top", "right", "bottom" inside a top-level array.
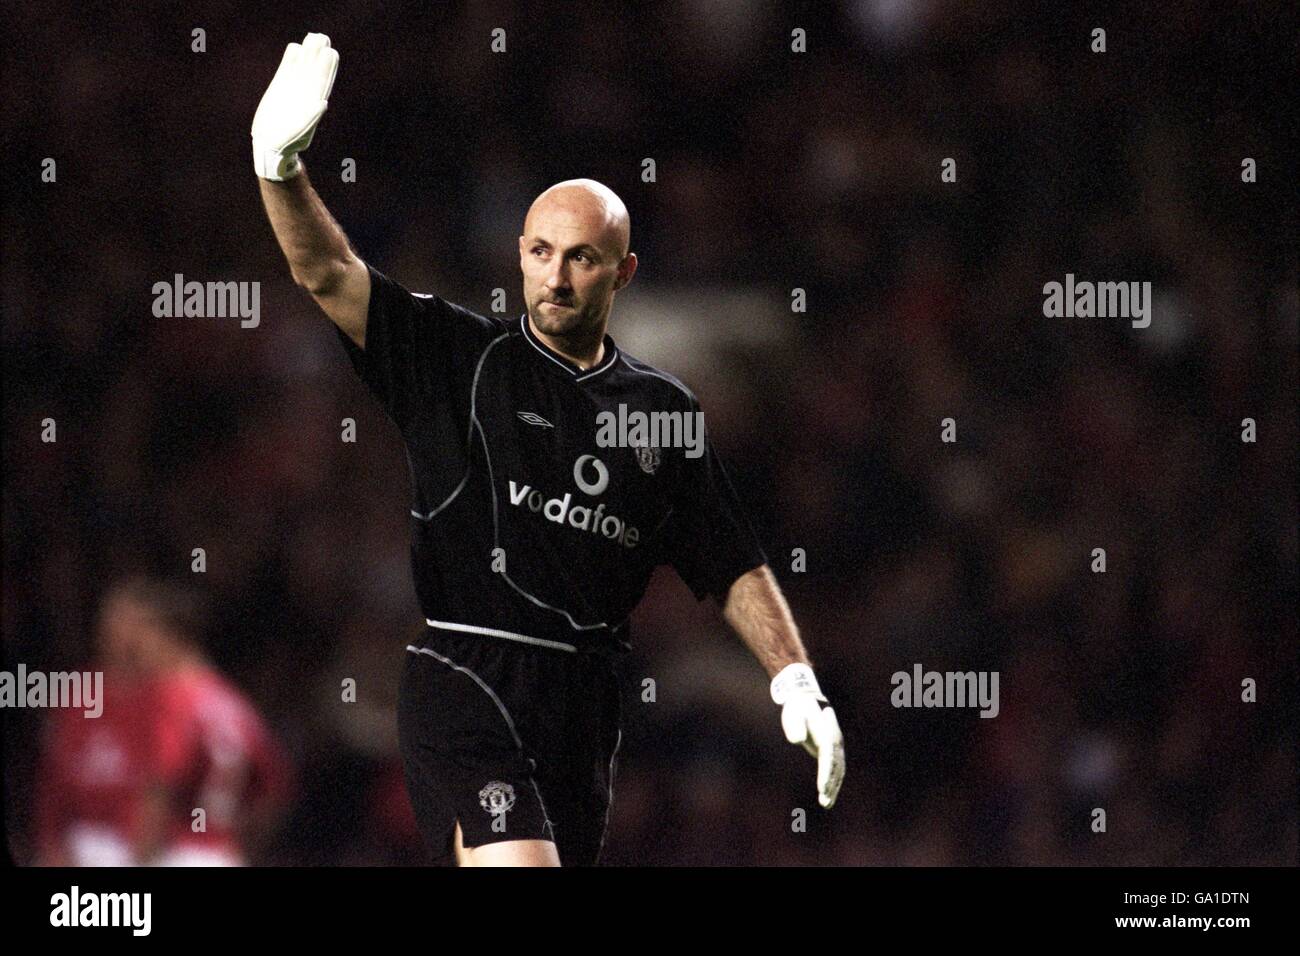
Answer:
[{"left": 530, "top": 297, "right": 604, "bottom": 341}]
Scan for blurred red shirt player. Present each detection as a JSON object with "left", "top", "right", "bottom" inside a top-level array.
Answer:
[{"left": 36, "top": 576, "right": 293, "bottom": 866}]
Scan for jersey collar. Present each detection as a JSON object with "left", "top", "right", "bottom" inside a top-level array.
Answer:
[{"left": 519, "top": 315, "right": 619, "bottom": 382}]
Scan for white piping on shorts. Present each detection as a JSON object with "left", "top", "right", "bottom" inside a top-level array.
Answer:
[
  {"left": 425, "top": 618, "right": 578, "bottom": 653},
  {"left": 405, "top": 644, "right": 555, "bottom": 843},
  {"left": 597, "top": 726, "right": 623, "bottom": 860}
]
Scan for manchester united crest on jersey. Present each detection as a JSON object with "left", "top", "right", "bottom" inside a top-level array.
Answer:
[{"left": 633, "top": 442, "right": 661, "bottom": 475}]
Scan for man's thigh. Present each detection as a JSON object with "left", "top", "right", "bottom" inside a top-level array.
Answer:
[
  {"left": 398, "top": 636, "right": 622, "bottom": 866},
  {"left": 397, "top": 644, "right": 556, "bottom": 861},
  {"left": 453, "top": 820, "right": 560, "bottom": 867}
]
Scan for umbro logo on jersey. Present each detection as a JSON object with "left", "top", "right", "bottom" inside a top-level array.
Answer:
[{"left": 516, "top": 411, "right": 554, "bottom": 428}]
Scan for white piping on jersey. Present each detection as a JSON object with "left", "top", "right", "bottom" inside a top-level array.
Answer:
[
  {"left": 576, "top": 361, "right": 616, "bottom": 382},
  {"left": 425, "top": 618, "right": 578, "bottom": 653},
  {"left": 473, "top": 411, "right": 611, "bottom": 632},
  {"left": 405, "top": 644, "right": 556, "bottom": 842},
  {"left": 644, "top": 505, "right": 675, "bottom": 541},
  {"left": 520, "top": 315, "right": 576, "bottom": 374},
  {"left": 411, "top": 319, "right": 624, "bottom": 635},
  {"left": 404, "top": 319, "right": 614, "bottom": 634},
  {"left": 411, "top": 330, "right": 512, "bottom": 522},
  {"left": 519, "top": 315, "right": 617, "bottom": 381},
  {"left": 472, "top": 322, "right": 613, "bottom": 632},
  {"left": 597, "top": 356, "right": 699, "bottom": 641},
  {"left": 607, "top": 355, "right": 701, "bottom": 545},
  {"left": 614, "top": 354, "right": 697, "bottom": 404}
]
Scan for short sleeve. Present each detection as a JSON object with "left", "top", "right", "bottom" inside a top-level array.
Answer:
[
  {"left": 334, "top": 264, "right": 501, "bottom": 431},
  {"left": 662, "top": 399, "right": 768, "bottom": 602}
]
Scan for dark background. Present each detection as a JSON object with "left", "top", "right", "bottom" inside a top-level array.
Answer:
[{"left": 4, "top": 1, "right": 1295, "bottom": 865}]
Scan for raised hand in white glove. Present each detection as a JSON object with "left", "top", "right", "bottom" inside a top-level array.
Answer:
[
  {"left": 771, "top": 663, "right": 845, "bottom": 809},
  {"left": 251, "top": 32, "right": 340, "bottom": 181}
]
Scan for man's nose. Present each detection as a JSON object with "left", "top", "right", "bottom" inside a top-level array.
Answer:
[{"left": 543, "top": 259, "right": 569, "bottom": 288}]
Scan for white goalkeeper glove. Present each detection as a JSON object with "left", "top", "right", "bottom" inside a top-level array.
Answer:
[
  {"left": 251, "top": 32, "right": 340, "bottom": 181},
  {"left": 771, "top": 663, "right": 845, "bottom": 809}
]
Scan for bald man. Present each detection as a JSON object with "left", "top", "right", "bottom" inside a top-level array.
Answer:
[{"left": 255, "top": 34, "right": 844, "bottom": 866}]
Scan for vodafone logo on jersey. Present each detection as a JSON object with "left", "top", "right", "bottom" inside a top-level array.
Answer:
[
  {"left": 507, "top": 455, "right": 639, "bottom": 548},
  {"left": 572, "top": 455, "right": 608, "bottom": 495}
]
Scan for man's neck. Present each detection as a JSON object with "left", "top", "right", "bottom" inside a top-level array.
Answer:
[{"left": 529, "top": 316, "right": 606, "bottom": 370}]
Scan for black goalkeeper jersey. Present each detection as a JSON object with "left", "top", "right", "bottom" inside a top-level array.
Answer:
[{"left": 334, "top": 264, "right": 767, "bottom": 654}]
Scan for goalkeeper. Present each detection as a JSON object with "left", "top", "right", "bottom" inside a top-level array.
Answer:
[{"left": 253, "top": 33, "right": 845, "bottom": 866}]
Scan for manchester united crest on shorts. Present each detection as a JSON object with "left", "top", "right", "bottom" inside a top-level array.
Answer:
[
  {"left": 479, "top": 780, "right": 516, "bottom": 815},
  {"left": 633, "top": 442, "right": 661, "bottom": 475}
]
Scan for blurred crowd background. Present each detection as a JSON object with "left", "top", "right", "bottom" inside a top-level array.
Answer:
[{"left": 4, "top": 1, "right": 1294, "bottom": 865}]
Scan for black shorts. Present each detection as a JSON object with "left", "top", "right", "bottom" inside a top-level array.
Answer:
[{"left": 397, "top": 628, "right": 624, "bottom": 866}]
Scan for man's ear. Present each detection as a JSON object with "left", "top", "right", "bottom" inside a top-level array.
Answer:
[{"left": 615, "top": 252, "right": 638, "bottom": 291}]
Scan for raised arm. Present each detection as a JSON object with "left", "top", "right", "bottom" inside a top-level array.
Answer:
[
  {"left": 258, "top": 168, "right": 370, "bottom": 346},
  {"left": 252, "top": 33, "right": 370, "bottom": 346}
]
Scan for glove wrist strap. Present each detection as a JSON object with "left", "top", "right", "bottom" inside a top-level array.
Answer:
[
  {"left": 770, "top": 663, "right": 827, "bottom": 705},
  {"left": 253, "top": 146, "right": 302, "bottom": 182}
]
